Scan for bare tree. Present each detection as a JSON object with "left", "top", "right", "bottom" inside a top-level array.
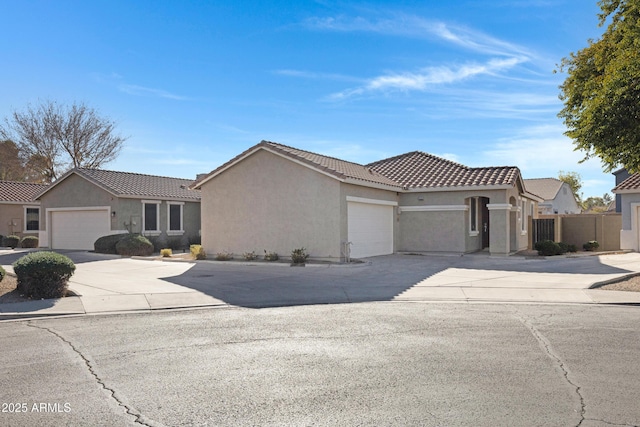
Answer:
[{"left": 0, "top": 100, "right": 127, "bottom": 182}]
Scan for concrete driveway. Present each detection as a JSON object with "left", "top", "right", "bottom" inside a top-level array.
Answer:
[{"left": 3, "top": 250, "right": 640, "bottom": 318}]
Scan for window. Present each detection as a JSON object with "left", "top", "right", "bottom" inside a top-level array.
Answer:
[
  {"left": 25, "top": 207, "right": 39, "bottom": 231},
  {"left": 469, "top": 197, "right": 478, "bottom": 234},
  {"left": 142, "top": 201, "right": 160, "bottom": 233},
  {"left": 167, "top": 202, "right": 184, "bottom": 234},
  {"left": 521, "top": 200, "right": 527, "bottom": 232}
]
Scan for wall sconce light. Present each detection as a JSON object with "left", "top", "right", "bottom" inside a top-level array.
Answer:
[
  {"left": 418, "top": 196, "right": 424, "bottom": 201},
  {"left": 111, "top": 211, "right": 116, "bottom": 218}
]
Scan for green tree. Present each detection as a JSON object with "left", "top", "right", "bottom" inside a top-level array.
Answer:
[
  {"left": 583, "top": 194, "right": 613, "bottom": 212},
  {"left": 0, "top": 100, "right": 127, "bottom": 183},
  {"left": 558, "top": 170, "right": 583, "bottom": 205},
  {"left": 557, "top": 0, "right": 640, "bottom": 172}
]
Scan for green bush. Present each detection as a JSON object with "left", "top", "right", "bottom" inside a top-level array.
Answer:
[
  {"left": 190, "top": 244, "right": 206, "bottom": 260},
  {"left": 557, "top": 242, "right": 569, "bottom": 254},
  {"left": 263, "top": 250, "right": 279, "bottom": 261},
  {"left": 0, "top": 265, "right": 5, "bottom": 282},
  {"left": 584, "top": 240, "right": 600, "bottom": 251},
  {"left": 115, "top": 234, "right": 154, "bottom": 256},
  {"left": 291, "top": 247, "right": 309, "bottom": 265},
  {"left": 534, "top": 240, "right": 562, "bottom": 256},
  {"left": 13, "top": 251, "right": 75, "bottom": 299},
  {"left": 567, "top": 244, "right": 578, "bottom": 253},
  {"left": 94, "top": 234, "right": 127, "bottom": 254},
  {"left": 20, "top": 235, "right": 39, "bottom": 248},
  {"left": 3, "top": 235, "right": 20, "bottom": 249}
]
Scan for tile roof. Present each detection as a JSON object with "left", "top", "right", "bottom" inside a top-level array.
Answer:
[
  {"left": 523, "top": 178, "right": 563, "bottom": 201},
  {"left": 0, "top": 181, "right": 49, "bottom": 203},
  {"left": 613, "top": 173, "right": 640, "bottom": 192},
  {"left": 44, "top": 168, "right": 200, "bottom": 201},
  {"left": 194, "top": 141, "right": 402, "bottom": 189},
  {"left": 367, "top": 151, "right": 520, "bottom": 189}
]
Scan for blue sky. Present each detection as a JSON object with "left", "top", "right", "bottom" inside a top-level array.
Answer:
[{"left": 1, "top": 1, "right": 615, "bottom": 198}]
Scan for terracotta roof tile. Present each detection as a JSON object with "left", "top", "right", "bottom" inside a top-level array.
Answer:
[
  {"left": 0, "top": 181, "right": 49, "bottom": 203},
  {"left": 69, "top": 169, "right": 200, "bottom": 200},
  {"left": 613, "top": 173, "right": 640, "bottom": 192},
  {"left": 367, "top": 151, "right": 519, "bottom": 189}
]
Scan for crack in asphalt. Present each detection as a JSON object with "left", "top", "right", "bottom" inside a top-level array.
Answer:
[
  {"left": 27, "top": 322, "right": 160, "bottom": 427},
  {"left": 583, "top": 419, "right": 639, "bottom": 426},
  {"left": 514, "top": 314, "right": 586, "bottom": 427}
]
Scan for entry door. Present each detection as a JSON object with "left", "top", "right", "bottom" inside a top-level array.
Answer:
[{"left": 480, "top": 197, "right": 490, "bottom": 248}]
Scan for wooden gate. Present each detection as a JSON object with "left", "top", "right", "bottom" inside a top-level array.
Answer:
[{"left": 532, "top": 218, "right": 555, "bottom": 244}]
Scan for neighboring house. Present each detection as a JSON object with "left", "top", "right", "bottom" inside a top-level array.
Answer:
[
  {"left": 613, "top": 173, "right": 640, "bottom": 251},
  {"left": 34, "top": 168, "right": 201, "bottom": 250},
  {"left": 613, "top": 168, "right": 631, "bottom": 213},
  {"left": 193, "top": 141, "right": 541, "bottom": 259},
  {"left": 523, "top": 178, "right": 582, "bottom": 215},
  {"left": 0, "top": 181, "right": 49, "bottom": 241}
]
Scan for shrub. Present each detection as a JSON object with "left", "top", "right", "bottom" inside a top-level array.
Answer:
[
  {"left": 557, "top": 242, "right": 569, "bottom": 254},
  {"left": 94, "top": 234, "right": 127, "bottom": 254},
  {"left": 0, "top": 235, "right": 4, "bottom": 246},
  {"left": 115, "top": 234, "right": 154, "bottom": 256},
  {"left": 13, "top": 251, "right": 75, "bottom": 299},
  {"left": 0, "top": 265, "right": 5, "bottom": 282},
  {"left": 20, "top": 235, "right": 39, "bottom": 248},
  {"left": 215, "top": 250, "right": 233, "bottom": 261},
  {"left": 160, "top": 248, "right": 172, "bottom": 257},
  {"left": 535, "top": 240, "right": 562, "bottom": 256},
  {"left": 3, "top": 235, "right": 20, "bottom": 249},
  {"left": 243, "top": 251, "right": 258, "bottom": 261},
  {"left": 264, "top": 250, "right": 279, "bottom": 261},
  {"left": 190, "top": 244, "right": 206, "bottom": 260},
  {"left": 584, "top": 240, "right": 600, "bottom": 251},
  {"left": 567, "top": 244, "right": 578, "bottom": 253},
  {"left": 291, "top": 247, "right": 309, "bottom": 265}
]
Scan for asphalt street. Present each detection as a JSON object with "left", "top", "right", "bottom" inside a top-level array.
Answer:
[{"left": 1, "top": 302, "right": 639, "bottom": 427}]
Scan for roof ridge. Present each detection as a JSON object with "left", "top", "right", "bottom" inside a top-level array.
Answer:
[
  {"left": 367, "top": 150, "right": 470, "bottom": 169},
  {"left": 262, "top": 140, "right": 369, "bottom": 168},
  {"left": 75, "top": 167, "right": 195, "bottom": 182}
]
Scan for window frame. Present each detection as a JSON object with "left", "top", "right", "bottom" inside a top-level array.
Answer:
[
  {"left": 24, "top": 206, "right": 40, "bottom": 232},
  {"left": 469, "top": 197, "right": 479, "bottom": 236},
  {"left": 142, "top": 200, "right": 161, "bottom": 235},
  {"left": 167, "top": 202, "right": 184, "bottom": 235}
]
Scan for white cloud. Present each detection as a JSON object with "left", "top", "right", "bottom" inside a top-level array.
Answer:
[
  {"left": 304, "top": 14, "right": 532, "bottom": 58},
  {"left": 118, "top": 84, "right": 189, "bottom": 101},
  {"left": 329, "top": 57, "right": 526, "bottom": 100}
]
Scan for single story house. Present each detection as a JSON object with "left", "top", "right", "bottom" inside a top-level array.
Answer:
[
  {"left": 34, "top": 168, "right": 201, "bottom": 250},
  {"left": 613, "top": 173, "right": 640, "bottom": 251},
  {"left": 193, "top": 141, "right": 541, "bottom": 260},
  {"left": 523, "top": 178, "right": 581, "bottom": 215},
  {"left": 0, "top": 181, "right": 49, "bottom": 240}
]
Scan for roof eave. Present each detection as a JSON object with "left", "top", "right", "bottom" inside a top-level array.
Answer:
[
  {"left": 403, "top": 184, "right": 514, "bottom": 193},
  {"left": 343, "top": 178, "right": 402, "bottom": 192}
]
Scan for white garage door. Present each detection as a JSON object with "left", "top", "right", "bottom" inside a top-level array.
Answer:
[
  {"left": 50, "top": 209, "right": 111, "bottom": 250},
  {"left": 347, "top": 199, "right": 394, "bottom": 258}
]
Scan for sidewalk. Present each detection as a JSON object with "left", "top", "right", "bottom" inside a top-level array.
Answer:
[{"left": 2, "top": 252, "right": 640, "bottom": 320}]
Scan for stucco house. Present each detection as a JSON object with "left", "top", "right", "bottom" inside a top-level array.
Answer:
[
  {"left": 523, "top": 178, "right": 582, "bottom": 215},
  {"left": 34, "top": 168, "right": 201, "bottom": 250},
  {"left": 193, "top": 141, "right": 541, "bottom": 260},
  {"left": 0, "top": 181, "right": 49, "bottom": 241},
  {"left": 613, "top": 173, "right": 640, "bottom": 251}
]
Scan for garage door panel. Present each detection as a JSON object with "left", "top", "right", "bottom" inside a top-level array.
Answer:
[
  {"left": 51, "top": 210, "right": 111, "bottom": 250},
  {"left": 348, "top": 202, "right": 394, "bottom": 258}
]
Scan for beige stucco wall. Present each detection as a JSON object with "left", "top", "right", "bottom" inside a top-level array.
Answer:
[
  {"left": 396, "top": 188, "right": 532, "bottom": 254},
  {"left": 0, "top": 202, "right": 40, "bottom": 239},
  {"left": 39, "top": 173, "right": 118, "bottom": 232},
  {"left": 39, "top": 173, "right": 201, "bottom": 246},
  {"left": 200, "top": 149, "right": 344, "bottom": 259}
]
